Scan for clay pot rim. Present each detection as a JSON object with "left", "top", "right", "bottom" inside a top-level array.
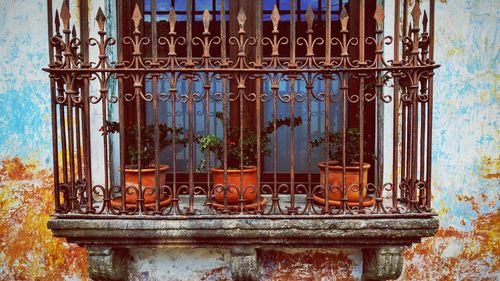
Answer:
[
  {"left": 123, "top": 164, "right": 170, "bottom": 173},
  {"left": 210, "top": 166, "right": 257, "bottom": 173},
  {"left": 317, "top": 161, "right": 370, "bottom": 170}
]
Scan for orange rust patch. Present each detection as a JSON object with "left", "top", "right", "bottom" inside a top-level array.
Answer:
[
  {"left": 200, "top": 267, "right": 230, "bottom": 281},
  {"left": 482, "top": 173, "right": 500, "bottom": 179},
  {"left": 479, "top": 155, "right": 500, "bottom": 179},
  {"left": 404, "top": 209, "right": 500, "bottom": 280},
  {"left": 0, "top": 157, "right": 88, "bottom": 280},
  {"left": 457, "top": 194, "right": 480, "bottom": 213},
  {"left": 260, "top": 249, "right": 357, "bottom": 281},
  {"left": 0, "top": 157, "right": 37, "bottom": 180}
]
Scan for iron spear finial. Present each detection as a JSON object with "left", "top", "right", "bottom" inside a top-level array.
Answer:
[
  {"left": 60, "top": 0, "right": 71, "bottom": 30},
  {"left": 340, "top": 5, "right": 349, "bottom": 31},
  {"left": 202, "top": 9, "right": 211, "bottom": 33},
  {"left": 237, "top": 7, "right": 247, "bottom": 32},
  {"left": 306, "top": 5, "right": 314, "bottom": 31},
  {"left": 169, "top": 7, "right": 176, "bottom": 33},
  {"left": 132, "top": 4, "right": 142, "bottom": 31},
  {"left": 374, "top": 3, "right": 384, "bottom": 28},
  {"left": 271, "top": 5, "right": 280, "bottom": 32},
  {"left": 96, "top": 7, "right": 107, "bottom": 32}
]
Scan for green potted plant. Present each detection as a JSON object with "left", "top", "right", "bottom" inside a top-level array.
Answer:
[
  {"left": 101, "top": 121, "right": 188, "bottom": 208},
  {"left": 196, "top": 112, "right": 302, "bottom": 206},
  {"left": 311, "top": 128, "right": 374, "bottom": 207}
]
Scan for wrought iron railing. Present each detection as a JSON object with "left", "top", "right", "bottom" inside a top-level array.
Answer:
[{"left": 45, "top": 0, "right": 437, "bottom": 217}]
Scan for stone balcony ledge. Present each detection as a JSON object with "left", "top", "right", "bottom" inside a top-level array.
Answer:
[{"left": 48, "top": 216, "right": 438, "bottom": 280}]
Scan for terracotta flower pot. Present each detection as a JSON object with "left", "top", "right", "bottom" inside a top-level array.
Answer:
[
  {"left": 123, "top": 164, "right": 169, "bottom": 204},
  {"left": 317, "top": 161, "right": 370, "bottom": 202},
  {"left": 211, "top": 166, "right": 258, "bottom": 205}
]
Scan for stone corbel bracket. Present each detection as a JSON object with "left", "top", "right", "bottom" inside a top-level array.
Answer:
[{"left": 48, "top": 217, "right": 438, "bottom": 281}]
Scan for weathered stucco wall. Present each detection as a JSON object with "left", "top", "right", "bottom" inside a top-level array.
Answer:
[{"left": 0, "top": 0, "right": 498, "bottom": 280}]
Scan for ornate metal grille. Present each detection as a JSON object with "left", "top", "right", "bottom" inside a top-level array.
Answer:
[{"left": 45, "top": 0, "right": 438, "bottom": 217}]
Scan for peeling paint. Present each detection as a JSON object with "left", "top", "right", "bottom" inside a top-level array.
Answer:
[
  {"left": 402, "top": 209, "right": 500, "bottom": 280},
  {"left": 0, "top": 0, "right": 499, "bottom": 280},
  {"left": 0, "top": 157, "right": 88, "bottom": 280},
  {"left": 128, "top": 248, "right": 231, "bottom": 281},
  {"left": 259, "top": 249, "right": 362, "bottom": 281},
  {"left": 479, "top": 156, "right": 500, "bottom": 179}
]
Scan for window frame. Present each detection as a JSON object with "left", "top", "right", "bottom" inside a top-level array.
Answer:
[{"left": 118, "top": 0, "right": 378, "bottom": 185}]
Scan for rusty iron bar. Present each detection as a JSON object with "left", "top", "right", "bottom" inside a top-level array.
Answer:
[
  {"left": 358, "top": 0, "right": 366, "bottom": 213},
  {"left": 392, "top": 0, "right": 401, "bottom": 212},
  {"left": 426, "top": 0, "right": 435, "bottom": 210},
  {"left": 151, "top": 0, "right": 161, "bottom": 214},
  {"left": 255, "top": 0, "right": 263, "bottom": 214},
  {"left": 288, "top": 0, "right": 297, "bottom": 214},
  {"left": 47, "top": 0, "right": 61, "bottom": 212}
]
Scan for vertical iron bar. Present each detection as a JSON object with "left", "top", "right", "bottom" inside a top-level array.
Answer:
[
  {"left": 410, "top": 7, "right": 421, "bottom": 211},
  {"left": 392, "top": 0, "right": 400, "bottom": 211},
  {"left": 116, "top": 0, "right": 126, "bottom": 212},
  {"left": 426, "top": 0, "right": 435, "bottom": 210},
  {"left": 290, "top": 0, "right": 296, "bottom": 67},
  {"left": 407, "top": 102, "right": 412, "bottom": 206},
  {"left": 204, "top": 82, "right": 211, "bottom": 208},
  {"left": 80, "top": 0, "right": 93, "bottom": 213},
  {"left": 273, "top": 75, "right": 278, "bottom": 212},
  {"left": 306, "top": 75, "right": 312, "bottom": 213},
  {"left": 323, "top": 0, "right": 331, "bottom": 213},
  {"left": 419, "top": 80, "right": 426, "bottom": 201},
  {"left": 375, "top": 4, "right": 383, "bottom": 212},
  {"left": 170, "top": 73, "right": 178, "bottom": 213},
  {"left": 67, "top": 91, "right": 76, "bottom": 211},
  {"left": 82, "top": 79, "right": 92, "bottom": 212},
  {"left": 220, "top": 0, "right": 229, "bottom": 212},
  {"left": 186, "top": 0, "right": 195, "bottom": 214},
  {"left": 75, "top": 101, "right": 82, "bottom": 180},
  {"left": 59, "top": 89, "right": 68, "bottom": 184},
  {"left": 341, "top": 73, "right": 348, "bottom": 212},
  {"left": 132, "top": 5, "right": 144, "bottom": 214},
  {"left": 62, "top": 17, "right": 76, "bottom": 211},
  {"left": 201, "top": 8, "right": 212, "bottom": 212},
  {"left": 136, "top": 86, "right": 143, "bottom": 214},
  {"left": 166, "top": 7, "right": 178, "bottom": 214},
  {"left": 403, "top": 0, "right": 408, "bottom": 39},
  {"left": 239, "top": 78, "right": 244, "bottom": 211},
  {"left": 151, "top": 0, "right": 161, "bottom": 213},
  {"left": 358, "top": 0, "right": 365, "bottom": 211},
  {"left": 402, "top": 0, "right": 410, "bottom": 206},
  {"left": 401, "top": 94, "right": 407, "bottom": 202},
  {"left": 289, "top": 0, "right": 297, "bottom": 214},
  {"left": 289, "top": 76, "right": 297, "bottom": 213},
  {"left": 101, "top": 87, "right": 109, "bottom": 206},
  {"left": 339, "top": 5, "right": 348, "bottom": 213},
  {"left": 255, "top": 0, "right": 263, "bottom": 212},
  {"left": 47, "top": 0, "right": 60, "bottom": 212}
]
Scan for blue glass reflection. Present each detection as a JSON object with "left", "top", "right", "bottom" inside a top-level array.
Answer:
[{"left": 263, "top": 77, "right": 341, "bottom": 172}]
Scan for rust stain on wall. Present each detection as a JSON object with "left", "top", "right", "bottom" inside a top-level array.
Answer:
[
  {"left": 0, "top": 157, "right": 88, "bottom": 281},
  {"left": 260, "top": 249, "right": 358, "bottom": 281},
  {"left": 479, "top": 156, "right": 500, "bottom": 179},
  {"left": 0, "top": 157, "right": 36, "bottom": 181},
  {"left": 200, "top": 267, "right": 230, "bottom": 281},
  {"left": 457, "top": 194, "right": 481, "bottom": 213},
  {"left": 403, "top": 206, "right": 499, "bottom": 280}
]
